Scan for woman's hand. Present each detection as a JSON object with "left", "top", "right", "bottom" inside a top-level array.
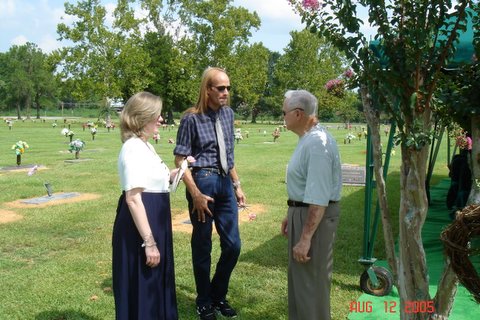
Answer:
[{"left": 145, "top": 245, "right": 160, "bottom": 268}]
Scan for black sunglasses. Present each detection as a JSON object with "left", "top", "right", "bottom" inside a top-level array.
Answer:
[{"left": 212, "top": 85, "right": 231, "bottom": 92}]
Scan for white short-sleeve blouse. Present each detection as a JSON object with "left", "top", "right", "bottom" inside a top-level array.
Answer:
[{"left": 118, "top": 136, "right": 170, "bottom": 192}]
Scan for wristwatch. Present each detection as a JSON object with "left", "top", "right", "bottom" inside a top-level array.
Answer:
[{"left": 232, "top": 180, "right": 241, "bottom": 190}]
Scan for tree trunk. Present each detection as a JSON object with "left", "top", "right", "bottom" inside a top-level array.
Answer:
[
  {"left": 16, "top": 102, "right": 21, "bottom": 120},
  {"left": 360, "top": 86, "right": 398, "bottom": 280},
  {"left": 35, "top": 93, "right": 41, "bottom": 119},
  {"left": 468, "top": 115, "right": 480, "bottom": 205},
  {"left": 434, "top": 262, "right": 458, "bottom": 318},
  {"left": 398, "top": 146, "right": 431, "bottom": 320},
  {"left": 25, "top": 94, "right": 31, "bottom": 120},
  {"left": 75, "top": 151, "right": 79, "bottom": 159},
  {"left": 16, "top": 155, "right": 21, "bottom": 166}
]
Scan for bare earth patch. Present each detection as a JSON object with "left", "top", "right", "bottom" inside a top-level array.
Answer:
[
  {"left": 171, "top": 203, "right": 267, "bottom": 233},
  {"left": 5, "top": 193, "right": 101, "bottom": 209},
  {"left": 0, "top": 209, "right": 23, "bottom": 224}
]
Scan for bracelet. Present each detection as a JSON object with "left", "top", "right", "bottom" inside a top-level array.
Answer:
[
  {"left": 141, "top": 233, "right": 156, "bottom": 248},
  {"left": 142, "top": 241, "right": 157, "bottom": 248}
]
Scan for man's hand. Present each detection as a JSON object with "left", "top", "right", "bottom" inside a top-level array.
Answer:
[
  {"left": 192, "top": 193, "right": 214, "bottom": 222},
  {"left": 234, "top": 187, "right": 246, "bottom": 207},
  {"left": 293, "top": 239, "right": 311, "bottom": 263}
]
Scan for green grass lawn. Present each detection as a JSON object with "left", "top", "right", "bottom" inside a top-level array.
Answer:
[{"left": 0, "top": 116, "right": 450, "bottom": 319}]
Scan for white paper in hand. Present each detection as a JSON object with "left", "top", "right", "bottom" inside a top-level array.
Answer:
[{"left": 170, "top": 158, "right": 188, "bottom": 192}]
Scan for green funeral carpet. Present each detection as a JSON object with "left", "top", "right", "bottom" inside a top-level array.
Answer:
[{"left": 348, "top": 179, "right": 480, "bottom": 319}]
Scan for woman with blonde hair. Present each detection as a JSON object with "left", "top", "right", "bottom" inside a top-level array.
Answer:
[{"left": 112, "top": 91, "right": 178, "bottom": 319}]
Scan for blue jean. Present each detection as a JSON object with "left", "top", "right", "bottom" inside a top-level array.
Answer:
[{"left": 187, "top": 169, "right": 241, "bottom": 307}]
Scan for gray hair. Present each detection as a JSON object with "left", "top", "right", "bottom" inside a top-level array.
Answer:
[{"left": 284, "top": 90, "right": 318, "bottom": 116}]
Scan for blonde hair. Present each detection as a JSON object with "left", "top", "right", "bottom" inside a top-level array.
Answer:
[
  {"left": 120, "top": 92, "right": 162, "bottom": 142},
  {"left": 185, "top": 67, "right": 230, "bottom": 115}
]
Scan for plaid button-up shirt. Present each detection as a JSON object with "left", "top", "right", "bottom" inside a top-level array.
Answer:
[{"left": 174, "top": 106, "right": 235, "bottom": 171}]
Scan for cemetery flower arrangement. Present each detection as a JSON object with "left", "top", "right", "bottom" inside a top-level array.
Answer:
[
  {"left": 69, "top": 139, "right": 85, "bottom": 153},
  {"left": 12, "top": 140, "right": 29, "bottom": 165},
  {"left": 235, "top": 129, "right": 243, "bottom": 142},
  {"left": 61, "top": 128, "right": 74, "bottom": 137},
  {"left": 345, "top": 133, "right": 356, "bottom": 141},
  {"left": 12, "top": 140, "right": 29, "bottom": 155}
]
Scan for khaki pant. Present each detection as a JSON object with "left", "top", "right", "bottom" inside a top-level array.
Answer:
[{"left": 287, "top": 203, "right": 340, "bottom": 320}]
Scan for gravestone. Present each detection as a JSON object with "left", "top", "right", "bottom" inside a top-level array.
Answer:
[{"left": 341, "top": 164, "right": 366, "bottom": 186}]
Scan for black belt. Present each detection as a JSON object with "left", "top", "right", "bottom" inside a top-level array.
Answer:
[
  {"left": 191, "top": 167, "right": 222, "bottom": 175},
  {"left": 287, "top": 200, "right": 338, "bottom": 207}
]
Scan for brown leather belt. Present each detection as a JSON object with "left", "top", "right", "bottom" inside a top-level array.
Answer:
[{"left": 287, "top": 200, "right": 338, "bottom": 207}]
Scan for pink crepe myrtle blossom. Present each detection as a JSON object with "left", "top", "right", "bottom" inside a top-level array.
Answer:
[
  {"left": 325, "top": 78, "right": 343, "bottom": 91},
  {"left": 325, "top": 78, "right": 345, "bottom": 97},
  {"left": 455, "top": 132, "right": 472, "bottom": 150},
  {"left": 343, "top": 68, "right": 354, "bottom": 79},
  {"left": 302, "top": 0, "right": 320, "bottom": 10},
  {"left": 466, "top": 137, "right": 473, "bottom": 150}
]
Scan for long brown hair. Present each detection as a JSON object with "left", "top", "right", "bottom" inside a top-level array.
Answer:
[
  {"left": 119, "top": 92, "right": 162, "bottom": 142},
  {"left": 186, "top": 67, "right": 229, "bottom": 115}
]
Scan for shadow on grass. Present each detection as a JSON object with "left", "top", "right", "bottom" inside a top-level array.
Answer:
[
  {"left": 35, "top": 310, "right": 100, "bottom": 320},
  {"left": 240, "top": 234, "right": 286, "bottom": 268},
  {"left": 175, "top": 283, "right": 288, "bottom": 320}
]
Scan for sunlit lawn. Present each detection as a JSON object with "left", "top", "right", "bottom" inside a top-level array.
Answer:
[{"left": 0, "top": 115, "right": 450, "bottom": 319}]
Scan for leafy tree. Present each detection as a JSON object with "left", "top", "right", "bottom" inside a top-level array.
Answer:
[
  {"left": 32, "top": 50, "right": 58, "bottom": 118},
  {"left": 256, "top": 51, "right": 283, "bottom": 121},
  {"left": 0, "top": 43, "right": 56, "bottom": 119},
  {"left": 290, "top": 0, "right": 479, "bottom": 318},
  {"left": 271, "top": 29, "right": 348, "bottom": 119},
  {"left": 174, "top": 0, "right": 261, "bottom": 70},
  {"left": 228, "top": 43, "right": 270, "bottom": 122},
  {"left": 56, "top": 0, "right": 153, "bottom": 120},
  {"left": 139, "top": 0, "right": 265, "bottom": 117}
]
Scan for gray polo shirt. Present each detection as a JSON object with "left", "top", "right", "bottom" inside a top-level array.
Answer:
[{"left": 286, "top": 124, "right": 342, "bottom": 206}]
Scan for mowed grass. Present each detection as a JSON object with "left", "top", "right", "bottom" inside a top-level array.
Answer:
[{"left": 0, "top": 116, "right": 450, "bottom": 319}]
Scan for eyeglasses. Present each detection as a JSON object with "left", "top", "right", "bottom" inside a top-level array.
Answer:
[
  {"left": 282, "top": 108, "right": 304, "bottom": 116},
  {"left": 212, "top": 85, "right": 231, "bottom": 92}
]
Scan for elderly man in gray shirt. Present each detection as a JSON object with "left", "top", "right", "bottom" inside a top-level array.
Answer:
[{"left": 281, "top": 89, "right": 342, "bottom": 320}]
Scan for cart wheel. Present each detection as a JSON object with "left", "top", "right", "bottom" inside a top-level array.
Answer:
[{"left": 360, "top": 266, "right": 393, "bottom": 296}]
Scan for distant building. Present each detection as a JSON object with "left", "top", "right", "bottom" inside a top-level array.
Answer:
[{"left": 109, "top": 98, "right": 124, "bottom": 112}]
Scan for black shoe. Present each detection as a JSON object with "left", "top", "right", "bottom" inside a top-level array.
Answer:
[
  {"left": 197, "top": 305, "right": 217, "bottom": 320},
  {"left": 213, "top": 300, "right": 237, "bottom": 318}
]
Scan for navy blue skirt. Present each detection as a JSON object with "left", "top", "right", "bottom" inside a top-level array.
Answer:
[{"left": 112, "top": 192, "right": 178, "bottom": 320}]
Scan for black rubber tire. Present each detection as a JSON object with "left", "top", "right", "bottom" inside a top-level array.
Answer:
[{"left": 360, "top": 266, "right": 394, "bottom": 296}]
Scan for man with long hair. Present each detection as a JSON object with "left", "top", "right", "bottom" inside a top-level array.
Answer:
[{"left": 174, "top": 67, "right": 246, "bottom": 320}]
